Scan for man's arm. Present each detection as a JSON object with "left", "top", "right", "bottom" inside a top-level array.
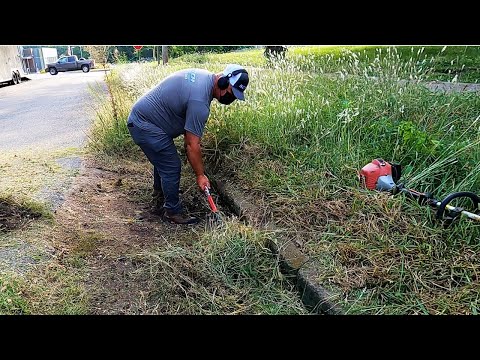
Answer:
[{"left": 184, "top": 130, "right": 210, "bottom": 191}]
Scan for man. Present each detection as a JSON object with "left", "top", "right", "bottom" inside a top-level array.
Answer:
[{"left": 127, "top": 64, "right": 249, "bottom": 224}]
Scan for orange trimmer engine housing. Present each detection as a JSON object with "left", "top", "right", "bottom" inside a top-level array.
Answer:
[{"left": 359, "top": 158, "right": 397, "bottom": 191}]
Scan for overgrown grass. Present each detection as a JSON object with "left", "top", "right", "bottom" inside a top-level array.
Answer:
[
  {"left": 137, "top": 220, "right": 307, "bottom": 314},
  {"left": 287, "top": 46, "right": 480, "bottom": 83},
  {"left": 300, "top": 191, "right": 480, "bottom": 314},
  {"left": 208, "top": 54, "right": 480, "bottom": 196},
  {"left": 173, "top": 46, "right": 480, "bottom": 82},
  {"left": 204, "top": 49, "right": 480, "bottom": 314},
  {"left": 89, "top": 46, "right": 480, "bottom": 314},
  {"left": 86, "top": 70, "right": 137, "bottom": 156},
  {"left": 208, "top": 48, "right": 480, "bottom": 313},
  {"left": 86, "top": 62, "right": 308, "bottom": 314}
]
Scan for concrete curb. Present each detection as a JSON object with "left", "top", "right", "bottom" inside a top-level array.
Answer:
[{"left": 207, "top": 169, "right": 344, "bottom": 315}]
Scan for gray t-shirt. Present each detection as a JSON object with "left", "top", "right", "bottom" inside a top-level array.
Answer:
[{"left": 130, "top": 69, "right": 214, "bottom": 141}]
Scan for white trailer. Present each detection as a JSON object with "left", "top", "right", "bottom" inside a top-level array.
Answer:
[{"left": 0, "top": 45, "right": 24, "bottom": 85}]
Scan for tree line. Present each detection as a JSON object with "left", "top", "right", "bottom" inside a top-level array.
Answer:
[{"left": 29, "top": 45, "right": 253, "bottom": 63}]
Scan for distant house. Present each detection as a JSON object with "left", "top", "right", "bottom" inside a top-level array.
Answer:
[{"left": 21, "top": 47, "right": 58, "bottom": 73}]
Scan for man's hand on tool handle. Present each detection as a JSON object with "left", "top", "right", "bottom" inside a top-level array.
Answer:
[{"left": 197, "top": 174, "right": 210, "bottom": 192}]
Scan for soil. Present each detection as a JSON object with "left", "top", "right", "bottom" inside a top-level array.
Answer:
[
  {"left": 0, "top": 201, "right": 41, "bottom": 233},
  {"left": 38, "top": 156, "right": 225, "bottom": 314}
]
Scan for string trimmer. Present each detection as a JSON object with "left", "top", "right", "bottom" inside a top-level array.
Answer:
[{"left": 359, "top": 158, "right": 480, "bottom": 225}]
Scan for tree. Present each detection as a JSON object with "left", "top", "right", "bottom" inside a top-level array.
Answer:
[
  {"left": 115, "top": 46, "right": 136, "bottom": 61},
  {"left": 83, "top": 46, "right": 112, "bottom": 71},
  {"left": 264, "top": 46, "right": 287, "bottom": 60},
  {"left": 162, "top": 46, "right": 168, "bottom": 65},
  {"left": 112, "top": 47, "right": 120, "bottom": 63}
]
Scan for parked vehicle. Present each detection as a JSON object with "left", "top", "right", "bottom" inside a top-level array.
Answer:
[
  {"left": 0, "top": 46, "right": 25, "bottom": 85},
  {"left": 46, "top": 55, "right": 95, "bottom": 75}
]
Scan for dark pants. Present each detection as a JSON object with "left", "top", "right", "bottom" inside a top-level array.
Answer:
[
  {"left": 153, "top": 165, "right": 162, "bottom": 192},
  {"left": 127, "top": 122, "right": 182, "bottom": 214}
]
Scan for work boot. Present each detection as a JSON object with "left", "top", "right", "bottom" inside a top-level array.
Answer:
[{"left": 163, "top": 209, "right": 199, "bottom": 225}]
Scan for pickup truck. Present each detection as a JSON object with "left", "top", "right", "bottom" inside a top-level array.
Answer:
[{"left": 46, "top": 55, "right": 95, "bottom": 75}]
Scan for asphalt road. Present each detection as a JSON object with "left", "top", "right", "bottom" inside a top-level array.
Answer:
[{"left": 0, "top": 70, "right": 106, "bottom": 151}]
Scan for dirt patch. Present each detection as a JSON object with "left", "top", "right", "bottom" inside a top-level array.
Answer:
[
  {"left": 0, "top": 200, "right": 41, "bottom": 233},
  {"left": 47, "top": 155, "right": 231, "bottom": 314}
]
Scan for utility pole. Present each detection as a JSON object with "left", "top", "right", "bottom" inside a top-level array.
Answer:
[{"left": 162, "top": 46, "right": 168, "bottom": 65}]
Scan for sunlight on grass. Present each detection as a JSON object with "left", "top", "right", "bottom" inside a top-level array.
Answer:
[
  {"left": 135, "top": 219, "right": 307, "bottom": 314},
  {"left": 89, "top": 46, "right": 480, "bottom": 314},
  {"left": 0, "top": 148, "right": 84, "bottom": 205}
]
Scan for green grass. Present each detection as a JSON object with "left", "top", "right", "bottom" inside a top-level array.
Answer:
[
  {"left": 289, "top": 46, "right": 480, "bottom": 82},
  {"left": 0, "top": 147, "right": 84, "bottom": 209},
  {"left": 0, "top": 264, "right": 88, "bottom": 315},
  {"left": 20, "top": 263, "right": 89, "bottom": 315},
  {"left": 177, "top": 48, "right": 265, "bottom": 67},
  {"left": 175, "top": 46, "right": 480, "bottom": 82},
  {"left": 0, "top": 274, "right": 29, "bottom": 314},
  {"left": 202, "top": 48, "right": 480, "bottom": 314},
  {"left": 0, "top": 193, "right": 52, "bottom": 222},
  {"left": 304, "top": 194, "right": 480, "bottom": 314},
  {"left": 138, "top": 221, "right": 307, "bottom": 314},
  {"left": 206, "top": 60, "right": 480, "bottom": 196},
  {"left": 90, "top": 46, "right": 480, "bottom": 314},
  {"left": 86, "top": 62, "right": 309, "bottom": 314},
  {"left": 0, "top": 144, "right": 89, "bottom": 314}
]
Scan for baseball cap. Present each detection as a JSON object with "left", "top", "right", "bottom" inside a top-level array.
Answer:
[{"left": 223, "top": 64, "right": 249, "bottom": 101}]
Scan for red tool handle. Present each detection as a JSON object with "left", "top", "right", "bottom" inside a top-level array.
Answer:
[{"left": 204, "top": 188, "right": 218, "bottom": 213}]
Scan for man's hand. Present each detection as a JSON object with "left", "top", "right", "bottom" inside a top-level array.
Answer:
[{"left": 197, "top": 174, "right": 210, "bottom": 192}]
